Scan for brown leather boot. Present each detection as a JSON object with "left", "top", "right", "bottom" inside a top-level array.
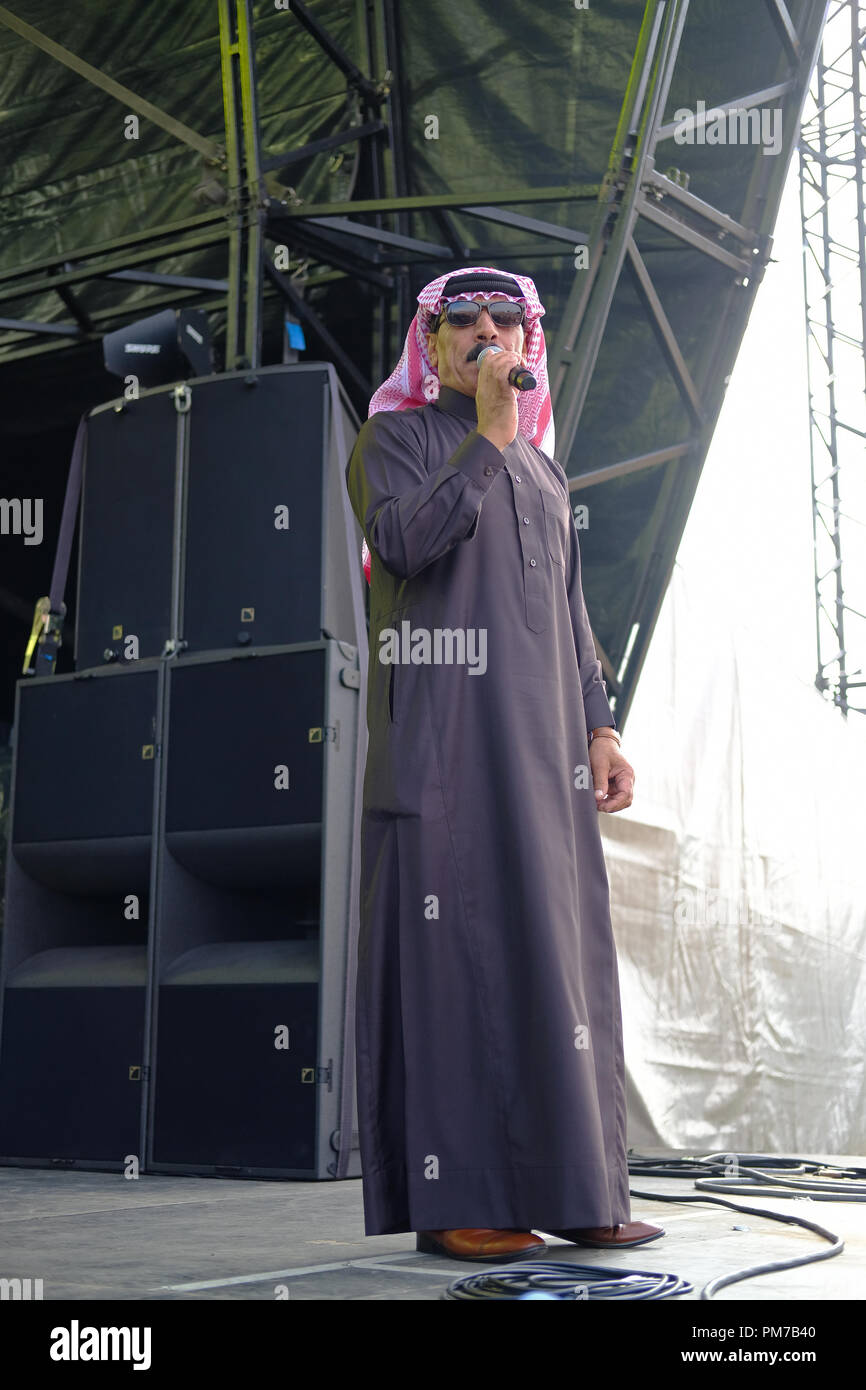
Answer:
[
  {"left": 544, "top": 1220, "right": 664, "bottom": 1248},
  {"left": 416, "top": 1228, "right": 548, "bottom": 1262}
]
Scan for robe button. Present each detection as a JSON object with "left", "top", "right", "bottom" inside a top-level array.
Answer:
[
  {"left": 515, "top": 475, "right": 521, "bottom": 482},
  {"left": 484, "top": 466, "right": 493, "bottom": 475},
  {"left": 522, "top": 516, "right": 530, "bottom": 525},
  {"left": 529, "top": 558, "right": 537, "bottom": 567}
]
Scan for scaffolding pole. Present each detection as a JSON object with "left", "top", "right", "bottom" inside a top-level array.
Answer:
[{"left": 799, "top": 0, "right": 866, "bottom": 717}]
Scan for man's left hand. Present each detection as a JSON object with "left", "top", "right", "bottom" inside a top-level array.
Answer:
[{"left": 589, "top": 738, "right": 635, "bottom": 813}]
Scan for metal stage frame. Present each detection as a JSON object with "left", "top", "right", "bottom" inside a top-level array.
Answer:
[
  {"left": 0, "top": 0, "right": 832, "bottom": 725},
  {"left": 799, "top": 0, "right": 866, "bottom": 719}
]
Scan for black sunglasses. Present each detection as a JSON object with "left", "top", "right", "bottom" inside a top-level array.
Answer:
[{"left": 439, "top": 298, "right": 526, "bottom": 329}]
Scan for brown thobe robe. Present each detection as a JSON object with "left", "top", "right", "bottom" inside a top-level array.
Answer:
[{"left": 345, "top": 383, "right": 631, "bottom": 1235}]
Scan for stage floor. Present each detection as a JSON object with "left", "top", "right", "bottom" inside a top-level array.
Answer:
[{"left": 0, "top": 1150, "right": 862, "bottom": 1301}]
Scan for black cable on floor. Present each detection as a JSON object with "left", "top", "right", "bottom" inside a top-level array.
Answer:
[
  {"left": 442, "top": 1262, "right": 692, "bottom": 1300},
  {"left": 628, "top": 1152, "right": 866, "bottom": 1188},
  {"left": 627, "top": 1149, "right": 852, "bottom": 1299},
  {"left": 443, "top": 1150, "right": 853, "bottom": 1301}
]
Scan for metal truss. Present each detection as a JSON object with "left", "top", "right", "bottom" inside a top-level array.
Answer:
[
  {"left": 260, "top": 0, "right": 828, "bottom": 725},
  {"left": 0, "top": 0, "right": 832, "bottom": 726},
  {"left": 0, "top": 0, "right": 599, "bottom": 387},
  {"left": 799, "top": 0, "right": 866, "bottom": 717},
  {"left": 546, "top": 0, "right": 828, "bottom": 722},
  {"left": 0, "top": 1, "right": 238, "bottom": 362}
]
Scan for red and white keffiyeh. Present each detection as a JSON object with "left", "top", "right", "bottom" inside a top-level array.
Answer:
[{"left": 360, "top": 265, "right": 555, "bottom": 584}]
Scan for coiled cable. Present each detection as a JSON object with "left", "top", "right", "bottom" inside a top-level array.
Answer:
[{"left": 443, "top": 1151, "right": 853, "bottom": 1300}]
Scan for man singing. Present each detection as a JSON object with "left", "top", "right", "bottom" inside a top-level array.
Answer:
[{"left": 345, "top": 265, "right": 664, "bottom": 1262}]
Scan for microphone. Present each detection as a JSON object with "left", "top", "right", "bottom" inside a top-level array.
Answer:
[{"left": 475, "top": 343, "right": 537, "bottom": 391}]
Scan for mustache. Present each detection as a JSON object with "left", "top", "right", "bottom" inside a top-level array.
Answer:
[{"left": 466, "top": 343, "right": 525, "bottom": 365}]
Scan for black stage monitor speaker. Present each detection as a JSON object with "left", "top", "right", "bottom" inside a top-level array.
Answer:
[
  {"left": 0, "top": 664, "right": 160, "bottom": 1167},
  {"left": 102, "top": 308, "right": 212, "bottom": 386},
  {"left": 148, "top": 641, "right": 360, "bottom": 1178},
  {"left": 0, "top": 639, "right": 362, "bottom": 1178},
  {"left": 74, "top": 364, "right": 361, "bottom": 671}
]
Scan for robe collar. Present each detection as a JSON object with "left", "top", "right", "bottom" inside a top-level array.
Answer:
[{"left": 434, "top": 384, "right": 478, "bottom": 424}]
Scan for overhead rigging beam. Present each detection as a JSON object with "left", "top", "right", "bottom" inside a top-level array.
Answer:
[
  {"left": 764, "top": 0, "right": 803, "bottom": 64},
  {"left": 0, "top": 5, "right": 222, "bottom": 164},
  {"left": 261, "top": 121, "right": 386, "bottom": 172},
  {"left": 102, "top": 270, "right": 230, "bottom": 292},
  {"left": 297, "top": 216, "right": 451, "bottom": 258},
  {"left": 0, "top": 316, "right": 82, "bottom": 337},
  {"left": 284, "top": 0, "right": 384, "bottom": 107},
  {"left": 268, "top": 212, "right": 395, "bottom": 288},
  {"left": 643, "top": 165, "right": 757, "bottom": 242},
  {"left": 0, "top": 212, "right": 227, "bottom": 289},
  {"left": 654, "top": 80, "right": 797, "bottom": 141},
  {"left": 635, "top": 194, "right": 755, "bottom": 273},
  {"left": 566, "top": 441, "right": 694, "bottom": 490},
  {"left": 277, "top": 187, "right": 600, "bottom": 219},
  {"left": 0, "top": 230, "right": 232, "bottom": 306},
  {"left": 625, "top": 239, "right": 705, "bottom": 427},
  {"left": 459, "top": 206, "right": 590, "bottom": 245},
  {"left": 0, "top": 283, "right": 306, "bottom": 360}
]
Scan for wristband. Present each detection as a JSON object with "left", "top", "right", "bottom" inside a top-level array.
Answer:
[{"left": 590, "top": 727, "right": 621, "bottom": 747}]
